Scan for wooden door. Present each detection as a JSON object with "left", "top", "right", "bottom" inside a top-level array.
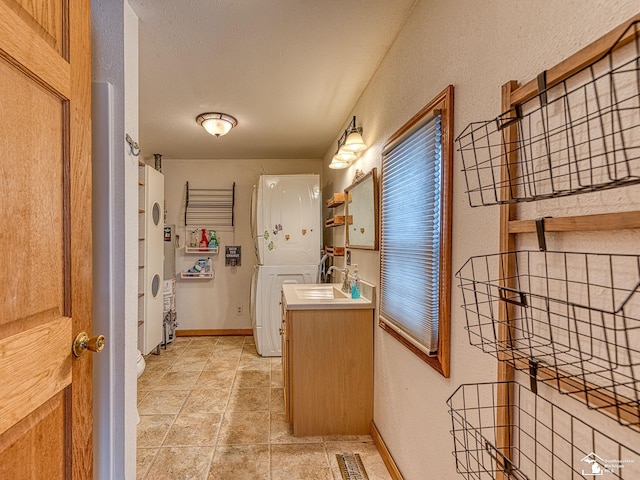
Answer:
[{"left": 0, "top": 1, "right": 93, "bottom": 479}]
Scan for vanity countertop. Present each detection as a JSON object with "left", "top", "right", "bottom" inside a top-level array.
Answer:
[{"left": 282, "top": 282, "right": 375, "bottom": 310}]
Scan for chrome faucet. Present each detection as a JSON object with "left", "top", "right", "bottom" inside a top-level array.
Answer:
[{"left": 327, "top": 266, "right": 350, "bottom": 293}]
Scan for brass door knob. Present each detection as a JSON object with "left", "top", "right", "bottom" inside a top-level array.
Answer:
[{"left": 73, "top": 332, "right": 106, "bottom": 357}]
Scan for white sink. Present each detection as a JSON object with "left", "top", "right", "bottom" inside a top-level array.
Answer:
[
  {"left": 293, "top": 285, "right": 349, "bottom": 299},
  {"left": 283, "top": 282, "right": 375, "bottom": 310}
]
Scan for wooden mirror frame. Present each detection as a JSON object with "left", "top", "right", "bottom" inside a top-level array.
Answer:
[{"left": 344, "top": 168, "right": 379, "bottom": 250}]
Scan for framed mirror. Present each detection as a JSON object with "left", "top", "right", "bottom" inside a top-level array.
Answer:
[{"left": 345, "top": 168, "right": 379, "bottom": 250}]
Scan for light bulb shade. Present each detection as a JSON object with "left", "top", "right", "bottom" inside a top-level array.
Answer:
[
  {"left": 343, "top": 130, "right": 367, "bottom": 152},
  {"left": 334, "top": 146, "right": 357, "bottom": 163},
  {"left": 196, "top": 113, "right": 238, "bottom": 137},
  {"left": 329, "top": 156, "right": 350, "bottom": 169}
]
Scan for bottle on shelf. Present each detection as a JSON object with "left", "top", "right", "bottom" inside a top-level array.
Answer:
[
  {"left": 199, "top": 228, "right": 208, "bottom": 251},
  {"left": 208, "top": 230, "right": 218, "bottom": 248},
  {"left": 188, "top": 229, "right": 198, "bottom": 248}
]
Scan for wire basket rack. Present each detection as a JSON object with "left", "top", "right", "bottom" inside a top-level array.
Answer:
[
  {"left": 455, "top": 251, "right": 640, "bottom": 427},
  {"left": 456, "top": 21, "right": 640, "bottom": 207},
  {"left": 447, "top": 381, "right": 640, "bottom": 480}
]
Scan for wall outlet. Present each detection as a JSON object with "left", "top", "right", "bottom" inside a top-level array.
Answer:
[{"left": 236, "top": 306, "right": 243, "bottom": 316}]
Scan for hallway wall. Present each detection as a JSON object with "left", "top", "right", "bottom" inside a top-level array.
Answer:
[{"left": 162, "top": 158, "right": 322, "bottom": 331}]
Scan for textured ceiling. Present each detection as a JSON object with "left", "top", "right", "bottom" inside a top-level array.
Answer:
[{"left": 128, "top": 0, "right": 417, "bottom": 159}]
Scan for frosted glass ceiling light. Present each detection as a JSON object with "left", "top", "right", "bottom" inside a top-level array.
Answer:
[{"left": 196, "top": 112, "right": 238, "bottom": 137}]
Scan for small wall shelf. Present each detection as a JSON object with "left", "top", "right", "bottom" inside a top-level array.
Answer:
[
  {"left": 180, "top": 271, "right": 214, "bottom": 280},
  {"left": 325, "top": 245, "right": 345, "bottom": 256},
  {"left": 325, "top": 215, "right": 351, "bottom": 228},
  {"left": 326, "top": 193, "right": 346, "bottom": 208},
  {"left": 185, "top": 246, "right": 219, "bottom": 254}
]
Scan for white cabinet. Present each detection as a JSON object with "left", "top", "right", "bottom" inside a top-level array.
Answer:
[{"left": 138, "top": 165, "right": 164, "bottom": 355}]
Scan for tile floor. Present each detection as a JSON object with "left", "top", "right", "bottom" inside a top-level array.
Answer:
[{"left": 137, "top": 335, "right": 393, "bottom": 480}]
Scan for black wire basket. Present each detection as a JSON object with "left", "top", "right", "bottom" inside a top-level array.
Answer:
[
  {"left": 456, "top": 21, "right": 640, "bottom": 207},
  {"left": 447, "top": 382, "right": 640, "bottom": 480},
  {"left": 456, "top": 251, "right": 640, "bottom": 427}
]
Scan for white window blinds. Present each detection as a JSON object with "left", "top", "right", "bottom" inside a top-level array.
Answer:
[{"left": 380, "top": 114, "right": 442, "bottom": 355}]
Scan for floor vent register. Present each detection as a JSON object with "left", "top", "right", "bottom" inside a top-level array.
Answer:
[{"left": 336, "top": 453, "right": 370, "bottom": 480}]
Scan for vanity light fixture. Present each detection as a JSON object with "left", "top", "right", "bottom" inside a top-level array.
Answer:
[
  {"left": 196, "top": 112, "right": 238, "bottom": 137},
  {"left": 342, "top": 116, "right": 367, "bottom": 152},
  {"left": 329, "top": 115, "right": 367, "bottom": 169}
]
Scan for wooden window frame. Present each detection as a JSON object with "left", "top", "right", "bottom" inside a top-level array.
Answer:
[{"left": 378, "top": 85, "right": 454, "bottom": 377}]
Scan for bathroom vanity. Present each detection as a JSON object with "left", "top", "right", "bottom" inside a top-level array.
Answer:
[{"left": 281, "top": 283, "right": 374, "bottom": 436}]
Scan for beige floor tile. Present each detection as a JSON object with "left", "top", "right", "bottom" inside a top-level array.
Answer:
[
  {"left": 179, "top": 347, "right": 215, "bottom": 360},
  {"left": 325, "top": 441, "right": 393, "bottom": 480},
  {"left": 188, "top": 337, "right": 219, "bottom": 347},
  {"left": 143, "top": 363, "right": 171, "bottom": 376},
  {"left": 168, "top": 356, "right": 208, "bottom": 372},
  {"left": 136, "top": 448, "right": 158, "bottom": 480},
  {"left": 270, "top": 387, "right": 285, "bottom": 413},
  {"left": 138, "top": 391, "right": 150, "bottom": 406},
  {"left": 271, "top": 369, "right": 283, "bottom": 388},
  {"left": 207, "top": 444, "right": 269, "bottom": 480},
  {"left": 144, "top": 446, "right": 214, "bottom": 480},
  {"left": 241, "top": 344, "right": 258, "bottom": 356},
  {"left": 137, "top": 367, "right": 167, "bottom": 391},
  {"left": 270, "top": 443, "right": 333, "bottom": 480},
  {"left": 150, "top": 371, "right": 200, "bottom": 391},
  {"left": 270, "top": 411, "right": 323, "bottom": 444},
  {"left": 138, "top": 389, "right": 189, "bottom": 415},
  {"left": 203, "top": 356, "right": 240, "bottom": 371},
  {"left": 136, "top": 336, "right": 393, "bottom": 480},
  {"left": 181, "top": 388, "right": 231, "bottom": 414},
  {"left": 164, "top": 412, "right": 222, "bottom": 446},
  {"left": 137, "top": 414, "right": 175, "bottom": 448},
  {"left": 212, "top": 343, "right": 244, "bottom": 355},
  {"left": 145, "top": 350, "right": 180, "bottom": 366},
  {"left": 217, "top": 411, "right": 270, "bottom": 445},
  {"left": 195, "top": 369, "right": 236, "bottom": 389},
  {"left": 322, "top": 434, "right": 374, "bottom": 442},
  {"left": 161, "top": 342, "right": 188, "bottom": 353},
  {"left": 233, "top": 370, "right": 270, "bottom": 388},
  {"left": 237, "top": 355, "right": 272, "bottom": 372},
  {"left": 244, "top": 336, "right": 255, "bottom": 346},
  {"left": 216, "top": 336, "right": 247, "bottom": 345},
  {"left": 227, "top": 387, "right": 270, "bottom": 411}
]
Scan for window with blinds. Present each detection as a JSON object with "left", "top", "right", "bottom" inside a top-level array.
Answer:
[{"left": 379, "top": 86, "right": 453, "bottom": 376}]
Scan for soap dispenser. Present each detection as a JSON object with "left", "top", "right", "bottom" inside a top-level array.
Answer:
[{"left": 351, "top": 264, "right": 361, "bottom": 299}]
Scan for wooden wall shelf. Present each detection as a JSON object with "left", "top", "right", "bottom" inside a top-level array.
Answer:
[
  {"left": 325, "top": 215, "right": 352, "bottom": 227},
  {"left": 326, "top": 193, "right": 345, "bottom": 208}
]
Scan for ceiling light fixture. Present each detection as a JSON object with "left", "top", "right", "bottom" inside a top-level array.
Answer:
[
  {"left": 330, "top": 116, "right": 367, "bottom": 169},
  {"left": 196, "top": 112, "right": 238, "bottom": 137}
]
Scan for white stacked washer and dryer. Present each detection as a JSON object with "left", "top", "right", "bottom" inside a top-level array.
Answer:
[{"left": 250, "top": 174, "right": 321, "bottom": 356}]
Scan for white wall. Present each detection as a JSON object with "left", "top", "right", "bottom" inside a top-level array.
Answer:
[
  {"left": 91, "top": 1, "right": 138, "bottom": 479},
  {"left": 162, "top": 158, "right": 322, "bottom": 331},
  {"left": 322, "top": 2, "right": 640, "bottom": 479}
]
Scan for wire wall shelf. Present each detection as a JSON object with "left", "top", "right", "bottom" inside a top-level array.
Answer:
[
  {"left": 184, "top": 181, "right": 235, "bottom": 227},
  {"left": 456, "top": 251, "right": 640, "bottom": 427},
  {"left": 456, "top": 21, "right": 640, "bottom": 207},
  {"left": 447, "top": 382, "right": 640, "bottom": 480}
]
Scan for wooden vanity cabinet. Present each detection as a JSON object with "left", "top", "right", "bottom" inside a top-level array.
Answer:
[{"left": 281, "top": 294, "right": 374, "bottom": 436}]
